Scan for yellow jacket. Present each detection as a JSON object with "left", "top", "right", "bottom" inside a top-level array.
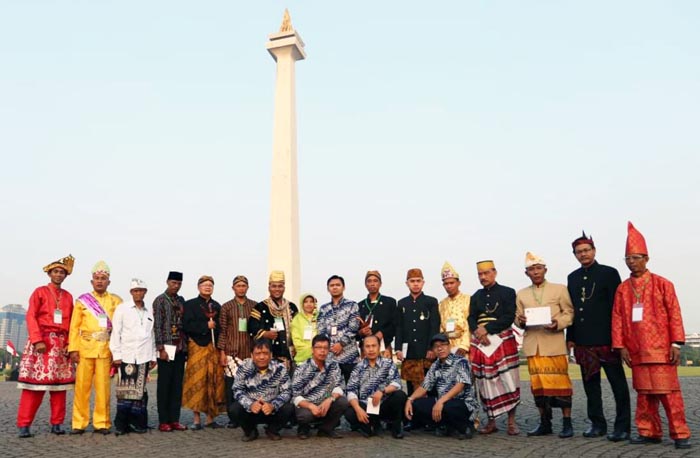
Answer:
[
  {"left": 515, "top": 281, "right": 573, "bottom": 357},
  {"left": 68, "top": 290, "right": 122, "bottom": 358},
  {"left": 439, "top": 293, "right": 471, "bottom": 352}
]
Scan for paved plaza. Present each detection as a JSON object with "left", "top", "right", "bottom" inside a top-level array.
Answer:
[{"left": 1, "top": 377, "right": 697, "bottom": 458}]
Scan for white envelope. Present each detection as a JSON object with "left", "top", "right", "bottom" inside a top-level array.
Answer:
[
  {"left": 476, "top": 334, "right": 503, "bottom": 358},
  {"left": 525, "top": 306, "right": 552, "bottom": 326},
  {"left": 164, "top": 344, "right": 176, "bottom": 361},
  {"left": 366, "top": 397, "right": 381, "bottom": 415}
]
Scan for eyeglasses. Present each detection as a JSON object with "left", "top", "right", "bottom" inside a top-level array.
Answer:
[
  {"left": 574, "top": 248, "right": 593, "bottom": 255},
  {"left": 624, "top": 255, "right": 646, "bottom": 262}
]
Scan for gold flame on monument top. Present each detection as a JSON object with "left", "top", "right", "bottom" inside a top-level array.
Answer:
[{"left": 279, "top": 8, "right": 293, "bottom": 32}]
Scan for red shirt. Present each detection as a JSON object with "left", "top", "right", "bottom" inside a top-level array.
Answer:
[{"left": 26, "top": 283, "right": 74, "bottom": 344}]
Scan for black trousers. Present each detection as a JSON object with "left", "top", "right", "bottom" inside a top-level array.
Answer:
[
  {"left": 580, "top": 360, "right": 631, "bottom": 433},
  {"left": 339, "top": 364, "right": 355, "bottom": 384},
  {"left": 230, "top": 401, "right": 294, "bottom": 435},
  {"left": 296, "top": 396, "right": 349, "bottom": 433},
  {"left": 224, "top": 375, "right": 236, "bottom": 424},
  {"left": 412, "top": 397, "right": 472, "bottom": 434},
  {"left": 344, "top": 391, "right": 407, "bottom": 433},
  {"left": 156, "top": 352, "right": 185, "bottom": 424}
]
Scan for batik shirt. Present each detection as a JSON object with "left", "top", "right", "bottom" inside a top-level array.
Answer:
[
  {"left": 317, "top": 297, "right": 360, "bottom": 365},
  {"left": 291, "top": 358, "right": 344, "bottom": 406},
  {"left": 421, "top": 353, "right": 479, "bottom": 419},
  {"left": 233, "top": 358, "right": 291, "bottom": 412},
  {"left": 346, "top": 357, "right": 402, "bottom": 402}
]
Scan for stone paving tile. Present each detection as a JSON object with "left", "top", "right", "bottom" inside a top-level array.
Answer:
[{"left": 1, "top": 378, "right": 697, "bottom": 457}]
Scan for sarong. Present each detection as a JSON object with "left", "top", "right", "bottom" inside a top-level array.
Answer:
[
  {"left": 115, "top": 362, "right": 148, "bottom": 429},
  {"left": 17, "top": 332, "right": 75, "bottom": 391},
  {"left": 470, "top": 328, "right": 520, "bottom": 418},
  {"left": 401, "top": 359, "right": 432, "bottom": 384},
  {"left": 527, "top": 354, "right": 572, "bottom": 408},
  {"left": 574, "top": 345, "right": 621, "bottom": 382},
  {"left": 182, "top": 340, "right": 225, "bottom": 416},
  {"left": 632, "top": 363, "right": 680, "bottom": 394}
]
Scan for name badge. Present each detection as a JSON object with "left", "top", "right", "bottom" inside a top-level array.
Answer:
[
  {"left": 53, "top": 309, "right": 63, "bottom": 324},
  {"left": 238, "top": 317, "right": 248, "bottom": 332},
  {"left": 97, "top": 313, "right": 108, "bottom": 328},
  {"left": 274, "top": 317, "right": 285, "bottom": 331},
  {"left": 367, "top": 315, "right": 374, "bottom": 328},
  {"left": 303, "top": 325, "right": 313, "bottom": 341},
  {"left": 632, "top": 303, "right": 643, "bottom": 323},
  {"left": 331, "top": 326, "right": 338, "bottom": 336},
  {"left": 401, "top": 343, "right": 408, "bottom": 355},
  {"left": 445, "top": 318, "right": 456, "bottom": 333}
]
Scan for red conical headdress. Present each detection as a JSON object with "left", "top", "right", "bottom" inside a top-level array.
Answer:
[{"left": 626, "top": 221, "right": 648, "bottom": 255}]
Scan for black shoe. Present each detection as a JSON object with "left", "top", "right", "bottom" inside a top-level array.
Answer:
[
  {"left": 434, "top": 425, "right": 448, "bottom": 437},
  {"left": 189, "top": 423, "right": 203, "bottom": 431},
  {"left": 583, "top": 425, "right": 606, "bottom": 438},
  {"left": 69, "top": 428, "right": 85, "bottom": 435},
  {"left": 265, "top": 428, "right": 282, "bottom": 441},
  {"left": 50, "top": 425, "right": 66, "bottom": 435},
  {"left": 424, "top": 424, "right": 436, "bottom": 432},
  {"left": 226, "top": 421, "right": 239, "bottom": 429},
  {"left": 241, "top": 429, "right": 259, "bottom": 442},
  {"left": 114, "top": 429, "right": 128, "bottom": 436},
  {"left": 675, "top": 439, "right": 691, "bottom": 449},
  {"left": 629, "top": 434, "right": 662, "bottom": 445},
  {"left": 94, "top": 428, "right": 111, "bottom": 435},
  {"left": 317, "top": 429, "right": 342, "bottom": 439},
  {"left": 403, "top": 421, "right": 413, "bottom": 431},
  {"left": 606, "top": 431, "right": 630, "bottom": 442},
  {"left": 131, "top": 427, "right": 147, "bottom": 434},
  {"left": 391, "top": 422, "right": 404, "bottom": 439},
  {"left": 559, "top": 418, "right": 574, "bottom": 438},
  {"left": 297, "top": 427, "right": 310, "bottom": 440},
  {"left": 527, "top": 421, "right": 553, "bottom": 436},
  {"left": 18, "top": 427, "right": 33, "bottom": 438},
  {"left": 205, "top": 422, "right": 222, "bottom": 429}
]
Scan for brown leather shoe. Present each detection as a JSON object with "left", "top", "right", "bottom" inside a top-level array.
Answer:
[
  {"left": 507, "top": 422, "right": 520, "bottom": 436},
  {"left": 479, "top": 422, "right": 498, "bottom": 435}
]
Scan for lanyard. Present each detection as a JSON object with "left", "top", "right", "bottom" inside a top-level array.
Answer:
[
  {"left": 631, "top": 276, "right": 650, "bottom": 302},
  {"left": 364, "top": 295, "right": 381, "bottom": 316}
]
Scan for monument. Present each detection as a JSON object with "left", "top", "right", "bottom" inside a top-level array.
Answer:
[{"left": 266, "top": 10, "right": 306, "bottom": 302}]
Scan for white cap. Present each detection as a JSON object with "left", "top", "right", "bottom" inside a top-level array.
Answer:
[{"left": 129, "top": 278, "right": 148, "bottom": 290}]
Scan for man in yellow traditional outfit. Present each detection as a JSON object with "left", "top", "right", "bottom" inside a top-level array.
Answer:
[
  {"left": 68, "top": 260, "right": 122, "bottom": 434},
  {"left": 515, "top": 252, "right": 574, "bottom": 439},
  {"left": 438, "top": 262, "right": 471, "bottom": 357}
]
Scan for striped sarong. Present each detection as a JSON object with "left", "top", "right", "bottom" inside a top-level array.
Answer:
[
  {"left": 182, "top": 340, "right": 225, "bottom": 416},
  {"left": 470, "top": 328, "right": 520, "bottom": 419}
]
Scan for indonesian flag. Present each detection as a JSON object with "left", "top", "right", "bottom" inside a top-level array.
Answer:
[{"left": 6, "top": 340, "right": 18, "bottom": 357}]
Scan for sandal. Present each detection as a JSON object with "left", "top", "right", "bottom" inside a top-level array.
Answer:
[{"left": 507, "top": 422, "right": 520, "bottom": 436}]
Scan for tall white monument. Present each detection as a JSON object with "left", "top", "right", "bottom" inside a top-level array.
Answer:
[{"left": 266, "top": 10, "right": 305, "bottom": 302}]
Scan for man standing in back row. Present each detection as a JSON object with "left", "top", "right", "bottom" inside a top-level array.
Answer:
[{"left": 567, "top": 231, "right": 630, "bottom": 441}]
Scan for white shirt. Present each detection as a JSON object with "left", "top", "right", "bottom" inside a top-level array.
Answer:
[{"left": 109, "top": 300, "right": 156, "bottom": 364}]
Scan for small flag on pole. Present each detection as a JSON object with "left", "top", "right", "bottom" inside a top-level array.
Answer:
[{"left": 6, "top": 340, "right": 18, "bottom": 357}]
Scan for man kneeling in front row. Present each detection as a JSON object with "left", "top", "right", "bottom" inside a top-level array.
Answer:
[
  {"left": 405, "top": 333, "right": 479, "bottom": 439},
  {"left": 230, "top": 339, "right": 293, "bottom": 441}
]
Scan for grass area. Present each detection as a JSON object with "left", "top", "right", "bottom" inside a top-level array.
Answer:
[{"left": 518, "top": 363, "right": 700, "bottom": 381}]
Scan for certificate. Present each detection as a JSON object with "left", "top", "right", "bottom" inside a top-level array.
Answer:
[
  {"left": 366, "top": 397, "right": 381, "bottom": 415},
  {"left": 475, "top": 334, "right": 502, "bottom": 358},
  {"left": 525, "top": 306, "right": 552, "bottom": 326},
  {"left": 163, "top": 344, "right": 176, "bottom": 361}
]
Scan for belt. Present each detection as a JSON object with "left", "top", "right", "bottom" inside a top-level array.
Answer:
[{"left": 80, "top": 330, "right": 111, "bottom": 342}]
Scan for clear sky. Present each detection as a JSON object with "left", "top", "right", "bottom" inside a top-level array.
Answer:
[{"left": 2, "top": 1, "right": 699, "bottom": 330}]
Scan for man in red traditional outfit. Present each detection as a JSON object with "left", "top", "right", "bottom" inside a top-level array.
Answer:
[
  {"left": 612, "top": 222, "right": 691, "bottom": 450},
  {"left": 16, "top": 255, "right": 76, "bottom": 438}
]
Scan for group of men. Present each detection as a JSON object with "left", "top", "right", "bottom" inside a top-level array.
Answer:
[{"left": 14, "top": 222, "right": 691, "bottom": 449}]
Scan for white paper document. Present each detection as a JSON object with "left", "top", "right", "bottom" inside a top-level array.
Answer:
[
  {"left": 476, "top": 334, "right": 503, "bottom": 358},
  {"left": 366, "top": 398, "right": 381, "bottom": 415},
  {"left": 164, "top": 344, "right": 176, "bottom": 361},
  {"left": 525, "top": 306, "right": 552, "bottom": 326}
]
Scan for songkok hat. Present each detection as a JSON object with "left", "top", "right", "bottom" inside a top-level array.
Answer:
[
  {"left": 625, "top": 221, "right": 648, "bottom": 255},
  {"left": 365, "top": 270, "right": 382, "bottom": 282},
  {"left": 92, "top": 260, "right": 111, "bottom": 276},
  {"left": 572, "top": 231, "right": 595, "bottom": 250},
  {"left": 429, "top": 333, "right": 450, "bottom": 347},
  {"left": 269, "top": 270, "right": 285, "bottom": 283},
  {"left": 232, "top": 275, "right": 249, "bottom": 286},
  {"left": 167, "top": 271, "right": 183, "bottom": 281},
  {"left": 43, "top": 254, "right": 75, "bottom": 275},
  {"left": 525, "top": 252, "right": 546, "bottom": 268},
  {"left": 406, "top": 268, "right": 424, "bottom": 280},
  {"left": 299, "top": 292, "right": 317, "bottom": 305},
  {"left": 476, "top": 260, "right": 495, "bottom": 272},
  {"left": 441, "top": 261, "right": 459, "bottom": 281},
  {"left": 129, "top": 278, "right": 147, "bottom": 290},
  {"left": 197, "top": 275, "right": 214, "bottom": 285}
]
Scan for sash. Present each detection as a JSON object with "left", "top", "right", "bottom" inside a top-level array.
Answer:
[{"left": 78, "top": 293, "right": 112, "bottom": 329}]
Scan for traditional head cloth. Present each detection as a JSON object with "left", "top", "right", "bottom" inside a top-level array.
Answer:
[
  {"left": 129, "top": 278, "right": 147, "bottom": 290},
  {"left": 525, "top": 252, "right": 546, "bottom": 268},
  {"left": 441, "top": 261, "right": 459, "bottom": 281},
  {"left": 476, "top": 260, "right": 495, "bottom": 272},
  {"left": 92, "top": 260, "right": 110, "bottom": 276},
  {"left": 572, "top": 230, "right": 595, "bottom": 250},
  {"left": 43, "top": 254, "right": 75, "bottom": 275},
  {"left": 269, "top": 270, "right": 285, "bottom": 283},
  {"left": 197, "top": 275, "right": 214, "bottom": 285},
  {"left": 299, "top": 292, "right": 317, "bottom": 305},
  {"left": 626, "top": 221, "right": 648, "bottom": 255},
  {"left": 406, "top": 268, "right": 424, "bottom": 280},
  {"left": 365, "top": 270, "right": 382, "bottom": 282},
  {"left": 429, "top": 333, "right": 449, "bottom": 347},
  {"left": 167, "top": 271, "right": 183, "bottom": 281},
  {"left": 232, "top": 275, "right": 249, "bottom": 286}
]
